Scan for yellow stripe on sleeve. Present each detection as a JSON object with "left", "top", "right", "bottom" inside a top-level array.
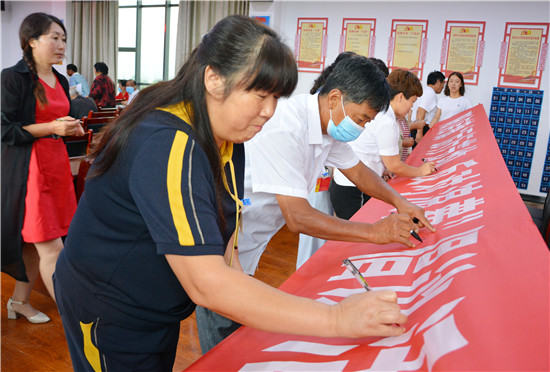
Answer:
[
  {"left": 80, "top": 321, "right": 102, "bottom": 372},
  {"left": 167, "top": 131, "right": 195, "bottom": 245}
]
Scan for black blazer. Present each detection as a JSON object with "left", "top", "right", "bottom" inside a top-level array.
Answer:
[{"left": 1, "top": 59, "right": 70, "bottom": 281}]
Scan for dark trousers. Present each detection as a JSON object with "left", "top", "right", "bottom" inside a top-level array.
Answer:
[
  {"left": 195, "top": 306, "right": 241, "bottom": 354},
  {"left": 54, "top": 275, "right": 180, "bottom": 372},
  {"left": 329, "top": 179, "right": 371, "bottom": 220}
]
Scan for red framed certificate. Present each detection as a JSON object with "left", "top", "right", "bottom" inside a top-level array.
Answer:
[
  {"left": 340, "top": 18, "right": 376, "bottom": 57},
  {"left": 498, "top": 22, "right": 549, "bottom": 89},
  {"left": 440, "top": 21, "right": 486, "bottom": 85},
  {"left": 387, "top": 19, "right": 429, "bottom": 80},
  {"left": 295, "top": 18, "right": 328, "bottom": 73}
]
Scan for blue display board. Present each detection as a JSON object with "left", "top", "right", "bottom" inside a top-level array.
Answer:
[
  {"left": 542, "top": 137, "right": 550, "bottom": 193},
  {"left": 489, "top": 87, "right": 544, "bottom": 191}
]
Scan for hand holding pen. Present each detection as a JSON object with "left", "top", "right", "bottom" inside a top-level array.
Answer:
[
  {"left": 389, "top": 212, "right": 422, "bottom": 243},
  {"left": 342, "top": 258, "right": 407, "bottom": 333},
  {"left": 422, "top": 158, "right": 437, "bottom": 173}
]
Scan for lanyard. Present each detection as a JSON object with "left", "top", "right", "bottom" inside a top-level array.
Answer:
[{"left": 221, "top": 155, "right": 243, "bottom": 268}]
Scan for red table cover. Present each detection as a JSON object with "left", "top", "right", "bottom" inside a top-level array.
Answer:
[{"left": 187, "top": 105, "right": 549, "bottom": 371}]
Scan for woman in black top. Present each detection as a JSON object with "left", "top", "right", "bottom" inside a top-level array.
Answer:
[{"left": 54, "top": 15, "right": 408, "bottom": 371}]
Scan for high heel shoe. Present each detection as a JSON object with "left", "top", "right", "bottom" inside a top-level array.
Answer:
[{"left": 7, "top": 298, "right": 50, "bottom": 324}]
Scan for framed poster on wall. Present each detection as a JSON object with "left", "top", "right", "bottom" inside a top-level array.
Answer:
[
  {"left": 498, "top": 22, "right": 549, "bottom": 89},
  {"left": 440, "top": 21, "right": 486, "bottom": 85},
  {"left": 387, "top": 19, "right": 428, "bottom": 80},
  {"left": 340, "top": 18, "right": 376, "bottom": 57},
  {"left": 295, "top": 18, "right": 328, "bottom": 73}
]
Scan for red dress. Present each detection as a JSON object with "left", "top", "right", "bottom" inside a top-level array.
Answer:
[{"left": 21, "top": 77, "right": 77, "bottom": 243}]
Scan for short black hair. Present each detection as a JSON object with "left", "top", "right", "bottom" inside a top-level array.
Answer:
[
  {"left": 94, "top": 62, "right": 109, "bottom": 75},
  {"left": 427, "top": 70, "right": 445, "bottom": 85},
  {"left": 368, "top": 57, "right": 389, "bottom": 78},
  {"left": 67, "top": 63, "right": 78, "bottom": 72},
  {"left": 118, "top": 79, "right": 127, "bottom": 86},
  {"left": 319, "top": 56, "right": 390, "bottom": 113}
]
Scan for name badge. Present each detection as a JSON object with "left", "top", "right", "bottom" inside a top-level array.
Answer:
[{"left": 315, "top": 172, "right": 331, "bottom": 192}]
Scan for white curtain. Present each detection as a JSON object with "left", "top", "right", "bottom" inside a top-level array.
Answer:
[
  {"left": 175, "top": 1, "right": 249, "bottom": 70},
  {"left": 67, "top": 1, "right": 118, "bottom": 86}
]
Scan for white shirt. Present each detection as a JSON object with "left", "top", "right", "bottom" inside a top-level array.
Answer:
[
  {"left": 333, "top": 105, "right": 401, "bottom": 186},
  {"left": 437, "top": 95, "right": 473, "bottom": 121},
  {"left": 238, "top": 93, "right": 359, "bottom": 274},
  {"left": 127, "top": 89, "right": 140, "bottom": 104},
  {"left": 411, "top": 85, "right": 438, "bottom": 123}
]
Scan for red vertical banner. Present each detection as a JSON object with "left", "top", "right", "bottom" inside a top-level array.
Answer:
[
  {"left": 295, "top": 18, "right": 328, "bottom": 73},
  {"left": 498, "top": 22, "right": 549, "bottom": 89},
  {"left": 187, "top": 105, "right": 549, "bottom": 371},
  {"left": 387, "top": 19, "right": 429, "bottom": 80},
  {"left": 440, "top": 21, "right": 486, "bottom": 85}
]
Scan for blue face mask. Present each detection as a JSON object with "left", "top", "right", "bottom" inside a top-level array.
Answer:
[
  {"left": 327, "top": 96, "right": 364, "bottom": 142},
  {"left": 126, "top": 86, "right": 135, "bottom": 94}
]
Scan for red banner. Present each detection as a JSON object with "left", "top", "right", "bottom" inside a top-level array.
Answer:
[{"left": 187, "top": 105, "right": 549, "bottom": 371}]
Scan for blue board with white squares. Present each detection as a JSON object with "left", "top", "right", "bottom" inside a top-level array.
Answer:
[
  {"left": 542, "top": 137, "right": 550, "bottom": 193},
  {"left": 489, "top": 87, "right": 544, "bottom": 191}
]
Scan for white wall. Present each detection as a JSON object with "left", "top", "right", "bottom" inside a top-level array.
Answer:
[
  {"left": 1, "top": 1, "right": 69, "bottom": 75},
  {"left": 251, "top": 0, "right": 550, "bottom": 198}
]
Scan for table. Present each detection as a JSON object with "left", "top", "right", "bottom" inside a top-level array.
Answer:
[{"left": 187, "top": 105, "right": 549, "bottom": 371}]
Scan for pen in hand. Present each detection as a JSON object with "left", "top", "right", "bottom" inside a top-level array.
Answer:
[
  {"left": 343, "top": 259, "right": 371, "bottom": 291},
  {"left": 390, "top": 213, "right": 423, "bottom": 243},
  {"left": 422, "top": 158, "right": 437, "bottom": 172}
]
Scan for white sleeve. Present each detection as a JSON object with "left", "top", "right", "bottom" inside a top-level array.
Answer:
[
  {"left": 325, "top": 141, "right": 359, "bottom": 170},
  {"left": 376, "top": 118, "right": 400, "bottom": 156},
  {"left": 419, "top": 91, "right": 437, "bottom": 113},
  {"left": 247, "top": 114, "right": 310, "bottom": 199}
]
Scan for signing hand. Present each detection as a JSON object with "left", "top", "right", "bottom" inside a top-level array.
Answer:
[
  {"left": 396, "top": 200, "right": 436, "bottom": 233},
  {"left": 331, "top": 290, "right": 407, "bottom": 338},
  {"left": 369, "top": 213, "right": 418, "bottom": 248}
]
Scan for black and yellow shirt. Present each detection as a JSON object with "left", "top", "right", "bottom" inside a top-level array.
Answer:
[{"left": 55, "top": 103, "right": 244, "bottom": 328}]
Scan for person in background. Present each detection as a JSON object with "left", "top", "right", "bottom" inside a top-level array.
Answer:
[
  {"left": 66, "top": 63, "right": 90, "bottom": 97},
  {"left": 89, "top": 61, "right": 115, "bottom": 108},
  {"left": 125, "top": 79, "right": 139, "bottom": 105},
  {"left": 409, "top": 70, "right": 445, "bottom": 144},
  {"left": 310, "top": 51, "right": 357, "bottom": 94},
  {"left": 2, "top": 12, "right": 84, "bottom": 324},
  {"left": 115, "top": 79, "right": 128, "bottom": 101},
  {"left": 53, "top": 16, "right": 408, "bottom": 371},
  {"left": 368, "top": 57, "right": 390, "bottom": 78},
  {"left": 330, "top": 69, "right": 436, "bottom": 220},
  {"left": 429, "top": 71, "right": 472, "bottom": 126},
  {"left": 69, "top": 85, "right": 98, "bottom": 120}
]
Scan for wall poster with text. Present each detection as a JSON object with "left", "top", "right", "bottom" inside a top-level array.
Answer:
[
  {"left": 388, "top": 19, "right": 428, "bottom": 80},
  {"left": 340, "top": 18, "right": 376, "bottom": 57},
  {"left": 498, "top": 22, "right": 549, "bottom": 89},
  {"left": 440, "top": 21, "right": 486, "bottom": 85},
  {"left": 295, "top": 18, "right": 328, "bottom": 73}
]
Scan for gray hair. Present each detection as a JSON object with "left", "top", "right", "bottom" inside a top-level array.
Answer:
[{"left": 69, "top": 86, "right": 80, "bottom": 98}]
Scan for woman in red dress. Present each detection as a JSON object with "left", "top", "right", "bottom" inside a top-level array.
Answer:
[{"left": 1, "top": 13, "right": 84, "bottom": 323}]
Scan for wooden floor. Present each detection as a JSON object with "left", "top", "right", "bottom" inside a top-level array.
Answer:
[{"left": 1, "top": 225, "right": 299, "bottom": 371}]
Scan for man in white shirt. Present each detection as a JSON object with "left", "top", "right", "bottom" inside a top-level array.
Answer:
[
  {"left": 239, "top": 57, "right": 435, "bottom": 276},
  {"left": 197, "top": 57, "right": 436, "bottom": 352},
  {"left": 125, "top": 79, "right": 139, "bottom": 104},
  {"left": 410, "top": 70, "right": 445, "bottom": 143}
]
